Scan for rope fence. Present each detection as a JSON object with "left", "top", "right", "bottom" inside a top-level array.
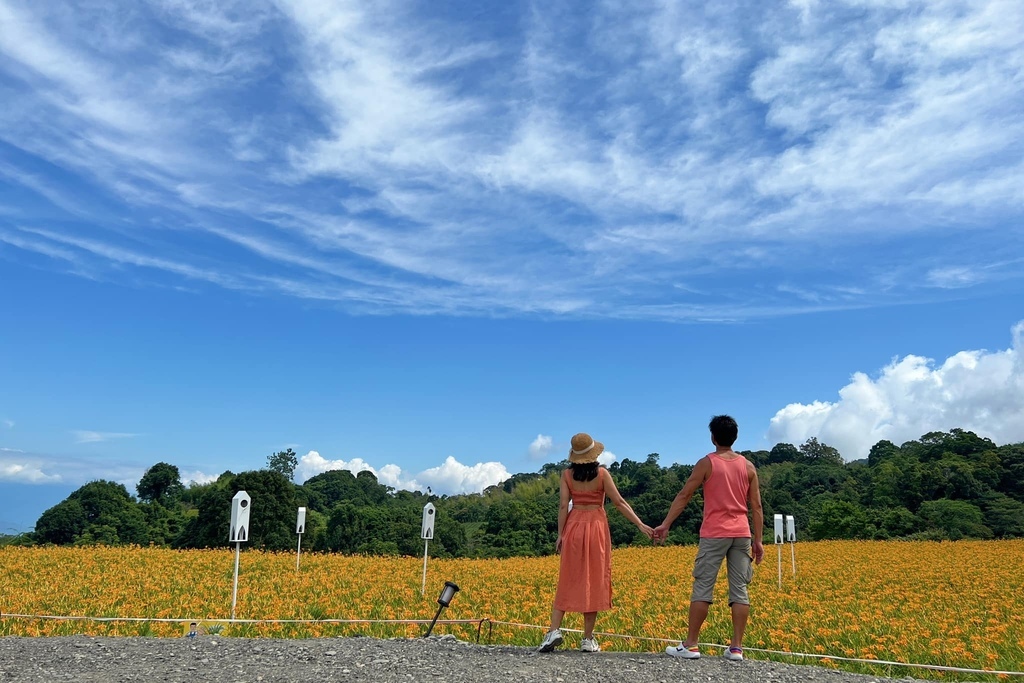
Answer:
[{"left": 2, "top": 612, "right": 1021, "bottom": 677}]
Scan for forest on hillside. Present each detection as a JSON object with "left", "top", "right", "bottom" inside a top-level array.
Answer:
[{"left": 5, "top": 429, "right": 1023, "bottom": 555}]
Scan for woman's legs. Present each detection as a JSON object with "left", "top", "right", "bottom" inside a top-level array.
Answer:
[
  {"left": 549, "top": 606, "right": 565, "bottom": 632},
  {"left": 582, "top": 612, "right": 597, "bottom": 639}
]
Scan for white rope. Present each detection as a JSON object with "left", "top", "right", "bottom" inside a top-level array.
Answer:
[
  {"left": 4, "top": 613, "right": 1021, "bottom": 677},
  {"left": 485, "top": 619, "right": 1024, "bottom": 677},
  {"left": 0, "top": 613, "right": 481, "bottom": 626}
]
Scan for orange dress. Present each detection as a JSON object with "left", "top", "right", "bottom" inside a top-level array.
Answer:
[{"left": 553, "top": 470, "right": 613, "bottom": 612}]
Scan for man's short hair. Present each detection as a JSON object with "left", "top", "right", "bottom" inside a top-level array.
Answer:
[{"left": 709, "top": 415, "right": 738, "bottom": 447}]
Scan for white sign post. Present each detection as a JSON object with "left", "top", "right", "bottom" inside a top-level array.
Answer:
[
  {"left": 421, "top": 503, "right": 435, "bottom": 596},
  {"left": 773, "top": 513, "right": 784, "bottom": 589},
  {"left": 296, "top": 507, "right": 306, "bottom": 572},
  {"left": 786, "top": 515, "right": 797, "bottom": 576},
  {"left": 229, "top": 491, "right": 251, "bottom": 620}
]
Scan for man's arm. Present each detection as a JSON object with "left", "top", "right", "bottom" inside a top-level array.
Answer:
[
  {"left": 748, "top": 462, "right": 764, "bottom": 563},
  {"left": 654, "top": 457, "right": 710, "bottom": 540}
]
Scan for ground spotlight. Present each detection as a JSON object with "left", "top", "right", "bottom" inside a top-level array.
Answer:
[{"left": 423, "top": 581, "right": 460, "bottom": 637}]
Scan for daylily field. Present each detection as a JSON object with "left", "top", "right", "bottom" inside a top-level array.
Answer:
[{"left": 1, "top": 540, "right": 1022, "bottom": 679}]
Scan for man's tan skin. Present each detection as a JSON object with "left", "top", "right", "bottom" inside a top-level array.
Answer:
[{"left": 653, "top": 436, "right": 764, "bottom": 653}]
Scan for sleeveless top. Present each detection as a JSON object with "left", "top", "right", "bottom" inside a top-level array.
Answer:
[
  {"left": 565, "top": 469, "right": 605, "bottom": 506},
  {"left": 700, "top": 452, "right": 751, "bottom": 537}
]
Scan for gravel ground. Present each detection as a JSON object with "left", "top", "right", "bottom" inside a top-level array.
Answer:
[{"left": 0, "top": 635, "right": 925, "bottom": 683}]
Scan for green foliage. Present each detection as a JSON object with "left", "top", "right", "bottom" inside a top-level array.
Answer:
[
  {"left": 137, "top": 462, "right": 184, "bottom": 503},
  {"left": 29, "top": 429, "right": 1024, "bottom": 555},
  {"left": 918, "top": 499, "right": 991, "bottom": 540},
  {"left": 266, "top": 448, "right": 298, "bottom": 480},
  {"left": 35, "top": 480, "right": 149, "bottom": 546}
]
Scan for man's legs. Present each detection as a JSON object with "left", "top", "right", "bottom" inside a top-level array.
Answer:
[
  {"left": 725, "top": 538, "right": 754, "bottom": 650},
  {"left": 684, "top": 601, "right": 710, "bottom": 646},
  {"left": 730, "top": 602, "right": 749, "bottom": 648}
]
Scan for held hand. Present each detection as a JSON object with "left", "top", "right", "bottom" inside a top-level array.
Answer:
[
  {"left": 752, "top": 540, "right": 764, "bottom": 564},
  {"left": 653, "top": 523, "right": 670, "bottom": 543},
  {"left": 638, "top": 523, "right": 655, "bottom": 540}
]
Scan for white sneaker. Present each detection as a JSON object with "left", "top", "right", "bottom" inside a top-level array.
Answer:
[
  {"left": 537, "top": 629, "right": 563, "bottom": 652},
  {"left": 723, "top": 646, "right": 743, "bottom": 661},
  {"left": 665, "top": 643, "right": 700, "bottom": 659},
  {"left": 580, "top": 638, "right": 600, "bottom": 652}
]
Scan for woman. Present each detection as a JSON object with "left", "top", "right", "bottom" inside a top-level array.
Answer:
[{"left": 538, "top": 433, "right": 654, "bottom": 653}]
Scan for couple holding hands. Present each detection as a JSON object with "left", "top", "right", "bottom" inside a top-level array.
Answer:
[{"left": 538, "top": 415, "right": 765, "bottom": 660}]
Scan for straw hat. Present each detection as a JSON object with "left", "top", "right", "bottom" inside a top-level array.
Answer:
[{"left": 569, "top": 433, "right": 604, "bottom": 464}]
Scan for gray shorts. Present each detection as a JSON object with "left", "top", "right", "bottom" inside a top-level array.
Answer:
[{"left": 691, "top": 537, "right": 754, "bottom": 606}]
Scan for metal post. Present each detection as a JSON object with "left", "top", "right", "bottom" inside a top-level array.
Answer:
[
  {"left": 423, "top": 603, "right": 445, "bottom": 638},
  {"left": 231, "top": 541, "right": 241, "bottom": 620},
  {"left": 296, "top": 534, "right": 303, "bottom": 572},
  {"left": 776, "top": 544, "right": 782, "bottom": 589},
  {"left": 790, "top": 541, "right": 796, "bottom": 576},
  {"left": 421, "top": 538, "right": 429, "bottom": 596}
]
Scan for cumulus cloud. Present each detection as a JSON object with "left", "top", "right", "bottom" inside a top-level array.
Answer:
[
  {"left": 415, "top": 456, "right": 511, "bottom": 494},
  {"left": 0, "top": 449, "right": 62, "bottom": 483},
  {"left": 598, "top": 449, "right": 617, "bottom": 467},
  {"left": 72, "top": 430, "right": 138, "bottom": 444},
  {"left": 180, "top": 470, "right": 219, "bottom": 486},
  {"left": 528, "top": 434, "right": 554, "bottom": 459},
  {"left": 768, "top": 321, "right": 1024, "bottom": 460},
  {"left": 294, "top": 450, "right": 510, "bottom": 495},
  {"left": 294, "top": 451, "right": 378, "bottom": 483}
]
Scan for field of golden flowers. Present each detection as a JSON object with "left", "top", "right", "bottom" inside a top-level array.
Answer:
[{"left": 1, "top": 540, "right": 1022, "bottom": 679}]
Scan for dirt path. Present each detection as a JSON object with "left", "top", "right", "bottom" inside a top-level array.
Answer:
[{"left": 0, "top": 635, "right": 923, "bottom": 683}]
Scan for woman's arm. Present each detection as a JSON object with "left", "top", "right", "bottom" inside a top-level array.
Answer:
[
  {"left": 603, "top": 469, "right": 654, "bottom": 538},
  {"left": 556, "top": 470, "right": 570, "bottom": 553}
]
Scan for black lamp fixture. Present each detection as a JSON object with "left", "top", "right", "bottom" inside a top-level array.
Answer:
[{"left": 423, "top": 581, "right": 460, "bottom": 637}]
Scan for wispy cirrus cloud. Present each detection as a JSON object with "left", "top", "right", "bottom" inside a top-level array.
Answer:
[
  {"left": 1, "top": 0, "right": 1022, "bottom": 320},
  {"left": 72, "top": 430, "right": 138, "bottom": 444}
]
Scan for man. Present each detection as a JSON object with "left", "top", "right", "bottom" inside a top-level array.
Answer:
[{"left": 654, "top": 415, "right": 764, "bottom": 661}]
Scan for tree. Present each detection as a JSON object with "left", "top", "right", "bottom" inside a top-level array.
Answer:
[
  {"left": 267, "top": 448, "right": 298, "bottom": 480},
  {"left": 868, "top": 440, "right": 900, "bottom": 468},
  {"left": 800, "top": 437, "right": 844, "bottom": 465},
  {"left": 769, "top": 443, "right": 801, "bottom": 465},
  {"left": 808, "top": 499, "right": 867, "bottom": 540},
  {"left": 35, "top": 500, "right": 87, "bottom": 545},
  {"left": 918, "top": 499, "right": 991, "bottom": 540},
  {"left": 35, "top": 481, "right": 149, "bottom": 546},
  {"left": 137, "top": 462, "right": 184, "bottom": 503}
]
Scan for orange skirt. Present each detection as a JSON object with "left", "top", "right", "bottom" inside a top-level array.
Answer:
[{"left": 553, "top": 508, "right": 612, "bottom": 613}]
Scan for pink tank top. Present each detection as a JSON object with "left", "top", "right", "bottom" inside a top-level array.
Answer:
[
  {"left": 566, "top": 469, "right": 605, "bottom": 506},
  {"left": 700, "top": 452, "right": 751, "bottom": 538}
]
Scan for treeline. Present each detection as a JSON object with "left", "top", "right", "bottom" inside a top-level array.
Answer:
[{"left": 15, "top": 429, "right": 1024, "bottom": 555}]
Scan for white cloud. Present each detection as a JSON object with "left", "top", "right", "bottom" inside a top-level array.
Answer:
[
  {"left": 0, "top": 451, "right": 62, "bottom": 483},
  {"left": 528, "top": 434, "right": 554, "bottom": 459},
  {"left": 598, "top": 449, "right": 617, "bottom": 467},
  {"left": 294, "top": 450, "right": 510, "bottom": 495},
  {"left": 294, "top": 450, "right": 378, "bottom": 483},
  {"left": 415, "top": 456, "right": 511, "bottom": 495},
  {"left": 72, "top": 430, "right": 138, "bottom": 444},
  {"left": 180, "top": 470, "right": 218, "bottom": 486},
  {"left": 768, "top": 321, "right": 1024, "bottom": 459},
  {"left": 0, "top": 0, "right": 1022, "bottom": 321}
]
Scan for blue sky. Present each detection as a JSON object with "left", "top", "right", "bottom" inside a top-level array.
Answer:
[{"left": 1, "top": 0, "right": 1023, "bottom": 532}]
